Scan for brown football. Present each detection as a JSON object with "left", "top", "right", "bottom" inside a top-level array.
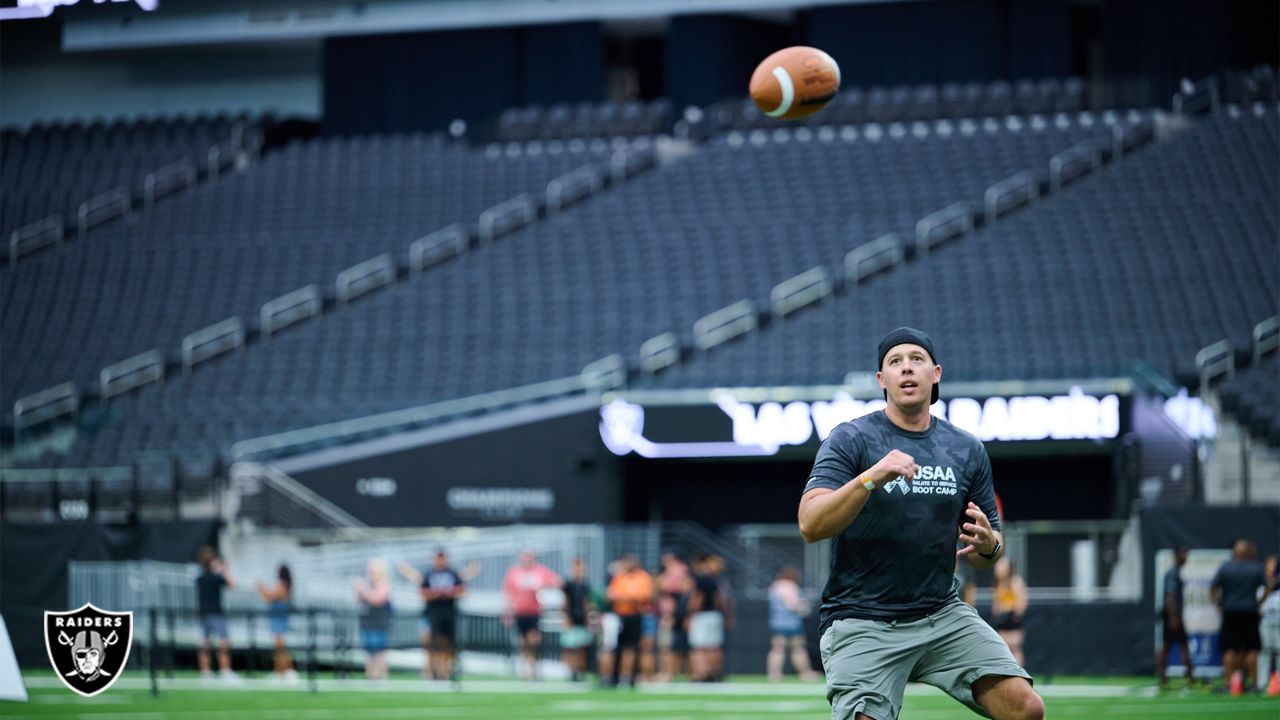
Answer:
[{"left": 749, "top": 46, "right": 841, "bottom": 121}]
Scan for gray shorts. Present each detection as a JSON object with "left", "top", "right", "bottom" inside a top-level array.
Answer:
[{"left": 819, "top": 599, "right": 1031, "bottom": 720}]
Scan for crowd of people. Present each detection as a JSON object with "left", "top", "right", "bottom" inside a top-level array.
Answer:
[
  {"left": 189, "top": 536, "right": 1278, "bottom": 691},
  {"left": 1156, "top": 539, "right": 1280, "bottom": 696}
]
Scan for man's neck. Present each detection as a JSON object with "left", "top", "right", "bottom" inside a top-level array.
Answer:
[{"left": 885, "top": 401, "right": 932, "bottom": 432}]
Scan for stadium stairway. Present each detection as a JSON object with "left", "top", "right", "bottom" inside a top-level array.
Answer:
[{"left": 1200, "top": 335, "right": 1280, "bottom": 504}]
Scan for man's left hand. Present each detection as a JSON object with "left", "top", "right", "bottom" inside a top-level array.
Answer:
[{"left": 957, "top": 502, "right": 999, "bottom": 557}]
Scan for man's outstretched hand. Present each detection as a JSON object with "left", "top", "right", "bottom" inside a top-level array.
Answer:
[{"left": 957, "top": 502, "right": 999, "bottom": 557}]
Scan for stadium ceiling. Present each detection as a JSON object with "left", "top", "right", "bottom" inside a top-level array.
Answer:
[{"left": 59, "top": 0, "right": 923, "bottom": 51}]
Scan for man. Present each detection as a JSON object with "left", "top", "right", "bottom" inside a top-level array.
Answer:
[
  {"left": 503, "top": 549, "right": 561, "bottom": 680},
  {"left": 195, "top": 546, "right": 239, "bottom": 682},
  {"left": 560, "top": 557, "right": 595, "bottom": 682},
  {"left": 605, "top": 554, "right": 655, "bottom": 687},
  {"left": 401, "top": 550, "right": 465, "bottom": 681},
  {"left": 797, "top": 327, "right": 1044, "bottom": 720},
  {"left": 1157, "top": 546, "right": 1194, "bottom": 688},
  {"left": 1211, "top": 539, "right": 1266, "bottom": 694}
]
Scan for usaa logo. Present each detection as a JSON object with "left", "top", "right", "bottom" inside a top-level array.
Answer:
[{"left": 883, "top": 465, "right": 958, "bottom": 495}]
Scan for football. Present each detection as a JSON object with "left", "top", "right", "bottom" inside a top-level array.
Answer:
[{"left": 749, "top": 46, "right": 841, "bottom": 120}]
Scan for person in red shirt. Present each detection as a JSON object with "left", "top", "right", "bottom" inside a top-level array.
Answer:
[{"left": 503, "top": 549, "right": 562, "bottom": 680}]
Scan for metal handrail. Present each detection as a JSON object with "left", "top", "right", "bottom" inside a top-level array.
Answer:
[
  {"left": 100, "top": 350, "right": 165, "bottom": 400},
  {"left": 13, "top": 382, "right": 79, "bottom": 432},
  {"left": 1194, "top": 338, "right": 1234, "bottom": 391},
  {"left": 984, "top": 171, "right": 1040, "bottom": 224},
  {"left": 477, "top": 194, "right": 536, "bottom": 242},
  {"left": 9, "top": 215, "right": 63, "bottom": 263},
  {"left": 77, "top": 187, "right": 130, "bottom": 240},
  {"left": 260, "top": 285, "right": 322, "bottom": 338},
  {"left": 770, "top": 266, "right": 832, "bottom": 318},
  {"left": 229, "top": 374, "right": 589, "bottom": 461},
  {"left": 230, "top": 462, "right": 371, "bottom": 535},
  {"left": 181, "top": 317, "right": 245, "bottom": 371},
  {"left": 915, "top": 203, "right": 972, "bottom": 255},
  {"left": 844, "top": 233, "right": 903, "bottom": 284},
  {"left": 1253, "top": 316, "right": 1278, "bottom": 360},
  {"left": 639, "top": 332, "right": 681, "bottom": 374},
  {"left": 546, "top": 165, "right": 603, "bottom": 213},
  {"left": 335, "top": 254, "right": 396, "bottom": 304},
  {"left": 409, "top": 223, "right": 470, "bottom": 273},
  {"left": 143, "top": 159, "right": 197, "bottom": 207},
  {"left": 1049, "top": 140, "right": 1101, "bottom": 192},
  {"left": 581, "top": 354, "right": 626, "bottom": 391},
  {"left": 692, "top": 300, "right": 758, "bottom": 351}
]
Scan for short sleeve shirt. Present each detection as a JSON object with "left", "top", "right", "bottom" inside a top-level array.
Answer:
[
  {"left": 423, "top": 567, "right": 462, "bottom": 612},
  {"left": 1211, "top": 560, "right": 1266, "bottom": 613},
  {"left": 196, "top": 571, "right": 227, "bottom": 616},
  {"left": 804, "top": 411, "right": 1001, "bottom": 633}
]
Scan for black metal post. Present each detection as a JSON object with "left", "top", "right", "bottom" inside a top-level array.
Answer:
[
  {"left": 50, "top": 478, "right": 61, "bottom": 520},
  {"left": 307, "top": 608, "right": 318, "bottom": 693},
  {"left": 166, "top": 609, "right": 177, "bottom": 678},
  {"left": 247, "top": 610, "right": 258, "bottom": 677},
  {"left": 149, "top": 607, "right": 159, "bottom": 696},
  {"left": 88, "top": 476, "right": 99, "bottom": 522}
]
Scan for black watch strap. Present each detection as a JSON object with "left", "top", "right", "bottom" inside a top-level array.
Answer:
[{"left": 979, "top": 540, "right": 1002, "bottom": 560}]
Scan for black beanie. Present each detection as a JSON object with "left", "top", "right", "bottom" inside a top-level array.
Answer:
[{"left": 876, "top": 327, "right": 940, "bottom": 404}]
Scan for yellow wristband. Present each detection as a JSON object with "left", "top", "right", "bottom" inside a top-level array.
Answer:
[{"left": 860, "top": 473, "right": 876, "bottom": 492}]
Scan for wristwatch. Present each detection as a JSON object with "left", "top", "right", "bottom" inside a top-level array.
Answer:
[{"left": 979, "top": 539, "right": 1002, "bottom": 560}]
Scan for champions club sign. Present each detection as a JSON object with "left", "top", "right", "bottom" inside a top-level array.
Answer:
[{"left": 600, "top": 388, "right": 1122, "bottom": 458}]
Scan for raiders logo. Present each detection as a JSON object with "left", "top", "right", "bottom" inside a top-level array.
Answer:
[{"left": 44, "top": 603, "right": 133, "bottom": 697}]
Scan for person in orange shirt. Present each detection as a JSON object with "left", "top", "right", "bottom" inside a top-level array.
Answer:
[{"left": 606, "top": 554, "right": 655, "bottom": 687}]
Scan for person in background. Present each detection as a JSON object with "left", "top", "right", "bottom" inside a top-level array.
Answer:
[
  {"left": 1259, "top": 554, "right": 1280, "bottom": 693},
  {"left": 1212, "top": 539, "right": 1266, "bottom": 694},
  {"left": 1157, "top": 546, "right": 1193, "bottom": 689},
  {"left": 605, "top": 554, "right": 655, "bottom": 687},
  {"left": 596, "top": 560, "right": 621, "bottom": 686},
  {"left": 255, "top": 564, "right": 297, "bottom": 682},
  {"left": 195, "top": 546, "right": 239, "bottom": 682},
  {"left": 655, "top": 551, "right": 693, "bottom": 682},
  {"left": 502, "top": 549, "right": 561, "bottom": 681},
  {"left": 353, "top": 559, "right": 392, "bottom": 680},
  {"left": 767, "top": 566, "right": 821, "bottom": 682},
  {"left": 991, "top": 557, "right": 1028, "bottom": 667},
  {"left": 957, "top": 558, "right": 978, "bottom": 607},
  {"left": 687, "top": 554, "right": 728, "bottom": 682},
  {"left": 560, "top": 556, "right": 595, "bottom": 682}
]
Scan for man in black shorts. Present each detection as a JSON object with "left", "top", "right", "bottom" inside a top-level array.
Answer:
[
  {"left": 1158, "top": 546, "right": 1194, "bottom": 688},
  {"left": 1212, "top": 539, "right": 1266, "bottom": 692},
  {"left": 798, "top": 327, "right": 1043, "bottom": 720},
  {"left": 422, "top": 550, "right": 465, "bottom": 681}
]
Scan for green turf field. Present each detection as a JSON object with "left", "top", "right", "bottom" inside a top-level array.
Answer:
[{"left": 6, "top": 674, "right": 1279, "bottom": 719}]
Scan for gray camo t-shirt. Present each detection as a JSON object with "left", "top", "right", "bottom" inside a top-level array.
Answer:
[{"left": 804, "top": 410, "right": 1001, "bottom": 633}]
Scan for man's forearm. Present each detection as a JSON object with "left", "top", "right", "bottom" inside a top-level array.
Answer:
[{"left": 799, "top": 482, "right": 872, "bottom": 542}]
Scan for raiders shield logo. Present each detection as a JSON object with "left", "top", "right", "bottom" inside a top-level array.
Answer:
[{"left": 44, "top": 603, "right": 133, "bottom": 697}]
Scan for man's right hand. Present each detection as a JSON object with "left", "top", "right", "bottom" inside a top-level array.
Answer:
[{"left": 868, "top": 449, "right": 920, "bottom": 487}]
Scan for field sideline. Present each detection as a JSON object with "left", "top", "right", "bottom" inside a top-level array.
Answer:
[{"left": 6, "top": 673, "right": 1279, "bottom": 720}]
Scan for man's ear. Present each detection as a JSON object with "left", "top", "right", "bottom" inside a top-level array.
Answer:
[
  {"left": 876, "top": 370, "right": 886, "bottom": 390},
  {"left": 934, "top": 363, "right": 942, "bottom": 382}
]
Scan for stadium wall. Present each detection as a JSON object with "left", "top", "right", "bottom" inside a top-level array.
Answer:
[
  {"left": 276, "top": 400, "right": 621, "bottom": 526},
  {"left": 0, "top": 520, "right": 219, "bottom": 667}
]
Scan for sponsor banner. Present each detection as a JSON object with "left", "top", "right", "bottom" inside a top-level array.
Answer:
[{"left": 601, "top": 388, "right": 1128, "bottom": 459}]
